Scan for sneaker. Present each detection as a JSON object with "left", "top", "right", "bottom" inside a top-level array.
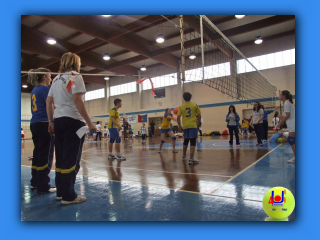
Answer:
[
  {"left": 31, "top": 185, "right": 37, "bottom": 189},
  {"left": 116, "top": 155, "right": 126, "bottom": 161},
  {"left": 236, "top": 144, "right": 240, "bottom": 147},
  {"left": 173, "top": 149, "right": 178, "bottom": 153},
  {"left": 37, "top": 187, "right": 56, "bottom": 195},
  {"left": 287, "top": 157, "right": 295, "bottom": 163},
  {"left": 61, "top": 195, "right": 86, "bottom": 205},
  {"left": 56, "top": 196, "right": 62, "bottom": 200},
  {"left": 189, "top": 159, "right": 199, "bottom": 165},
  {"left": 108, "top": 154, "right": 116, "bottom": 159},
  {"left": 182, "top": 155, "right": 187, "bottom": 160}
]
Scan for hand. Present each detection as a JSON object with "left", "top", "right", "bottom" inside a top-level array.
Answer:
[
  {"left": 179, "top": 127, "right": 182, "bottom": 132},
  {"left": 88, "top": 123, "right": 97, "bottom": 133},
  {"left": 118, "top": 125, "right": 122, "bottom": 131},
  {"left": 279, "top": 115, "right": 284, "bottom": 119},
  {"left": 48, "top": 122, "right": 54, "bottom": 135}
]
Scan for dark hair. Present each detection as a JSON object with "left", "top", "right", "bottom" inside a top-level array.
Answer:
[
  {"left": 27, "top": 68, "right": 51, "bottom": 86},
  {"left": 114, "top": 98, "right": 122, "bottom": 106},
  {"left": 228, "top": 105, "right": 237, "bottom": 114},
  {"left": 281, "top": 90, "right": 293, "bottom": 104},
  {"left": 104, "top": 126, "right": 106, "bottom": 128},
  {"left": 261, "top": 105, "right": 264, "bottom": 110},
  {"left": 21, "top": 128, "right": 23, "bottom": 130},
  {"left": 165, "top": 108, "right": 171, "bottom": 114},
  {"left": 97, "top": 121, "right": 100, "bottom": 124},
  {"left": 274, "top": 111, "right": 279, "bottom": 118},
  {"left": 183, "top": 92, "right": 192, "bottom": 101},
  {"left": 253, "top": 102, "right": 261, "bottom": 112}
]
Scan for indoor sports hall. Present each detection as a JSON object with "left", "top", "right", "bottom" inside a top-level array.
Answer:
[{"left": 21, "top": 15, "right": 295, "bottom": 221}]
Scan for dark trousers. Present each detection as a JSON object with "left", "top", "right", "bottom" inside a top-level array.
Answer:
[
  {"left": 124, "top": 129, "right": 128, "bottom": 139},
  {"left": 263, "top": 120, "right": 269, "bottom": 140},
  {"left": 228, "top": 125, "right": 240, "bottom": 145},
  {"left": 95, "top": 132, "right": 102, "bottom": 141},
  {"left": 54, "top": 117, "right": 85, "bottom": 201},
  {"left": 254, "top": 123, "right": 263, "bottom": 144},
  {"left": 199, "top": 130, "right": 202, "bottom": 136},
  {"left": 30, "top": 122, "right": 54, "bottom": 192},
  {"left": 151, "top": 128, "right": 155, "bottom": 136}
]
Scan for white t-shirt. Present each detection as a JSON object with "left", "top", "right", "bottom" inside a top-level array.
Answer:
[
  {"left": 48, "top": 72, "right": 86, "bottom": 122},
  {"left": 96, "top": 124, "right": 101, "bottom": 132},
  {"left": 284, "top": 100, "right": 295, "bottom": 132},
  {"left": 21, "top": 130, "right": 24, "bottom": 135},
  {"left": 104, "top": 128, "right": 109, "bottom": 134},
  {"left": 252, "top": 109, "right": 264, "bottom": 124},
  {"left": 272, "top": 117, "right": 280, "bottom": 127},
  {"left": 141, "top": 127, "right": 146, "bottom": 134}
]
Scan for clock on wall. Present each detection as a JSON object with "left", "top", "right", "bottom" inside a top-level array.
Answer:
[{"left": 158, "top": 101, "right": 162, "bottom": 106}]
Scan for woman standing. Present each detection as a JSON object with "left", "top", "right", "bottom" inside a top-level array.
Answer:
[
  {"left": 46, "top": 52, "right": 96, "bottom": 205},
  {"left": 261, "top": 105, "right": 277, "bottom": 142},
  {"left": 276, "top": 90, "right": 295, "bottom": 163},
  {"left": 158, "top": 108, "right": 178, "bottom": 153},
  {"left": 226, "top": 105, "right": 240, "bottom": 147},
  {"left": 250, "top": 102, "right": 264, "bottom": 146},
  {"left": 28, "top": 68, "right": 55, "bottom": 194}
]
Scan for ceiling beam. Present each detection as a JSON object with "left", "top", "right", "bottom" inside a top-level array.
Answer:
[
  {"left": 40, "top": 15, "right": 179, "bottom": 69},
  {"left": 63, "top": 32, "right": 82, "bottom": 42},
  {"left": 32, "top": 19, "right": 50, "bottom": 30},
  {"left": 21, "top": 15, "right": 31, "bottom": 22}
]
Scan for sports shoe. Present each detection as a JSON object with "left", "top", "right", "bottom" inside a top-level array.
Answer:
[
  {"left": 182, "top": 155, "right": 187, "bottom": 160},
  {"left": 56, "top": 196, "right": 62, "bottom": 200},
  {"left": 116, "top": 155, "right": 126, "bottom": 161},
  {"left": 31, "top": 185, "right": 37, "bottom": 189},
  {"left": 61, "top": 195, "right": 86, "bottom": 205},
  {"left": 236, "top": 144, "right": 240, "bottom": 147},
  {"left": 189, "top": 159, "right": 199, "bottom": 165},
  {"left": 108, "top": 154, "right": 116, "bottom": 159},
  {"left": 287, "top": 157, "right": 295, "bottom": 163},
  {"left": 37, "top": 187, "right": 56, "bottom": 195},
  {"left": 173, "top": 149, "right": 178, "bottom": 153}
]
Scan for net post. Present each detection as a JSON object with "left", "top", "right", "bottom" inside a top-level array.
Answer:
[
  {"left": 180, "top": 15, "right": 185, "bottom": 83},
  {"left": 200, "top": 15, "right": 205, "bottom": 84}
]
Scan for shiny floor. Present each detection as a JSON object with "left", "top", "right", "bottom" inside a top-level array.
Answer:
[{"left": 21, "top": 135, "right": 295, "bottom": 221}]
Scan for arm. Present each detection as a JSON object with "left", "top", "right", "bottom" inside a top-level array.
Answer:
[
  {"left": 255, "top": 114, "right": 264, "bottom": 124},
  {"left": 73, "top": 93, "right": 96, "bottom": 132},
  {"left": 277, "top": 112, "right": 290, "bottom": 127},
  {"left": 46, "top": 96, "right": 55, "bottom": 135},
  {"left": 226, "top": 113, "right": 229, "bottom": 122},
  {"left": 197, "top": 114, "right": 201, "bottom": 129},
  {"left": 177, "top": 115, "right": 182, "bottom": 130}
]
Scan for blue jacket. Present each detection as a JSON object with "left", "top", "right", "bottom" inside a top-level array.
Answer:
[
  {"left": 226, "top": 112, "right": 240, "bottom": 128},
  {"left": 263, "top": 110, "right": 273, "bottom": 121}
]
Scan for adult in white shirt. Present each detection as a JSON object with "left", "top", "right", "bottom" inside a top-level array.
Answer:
[
  {"left": 95, "top": 121, "right": 102, "bottom": 141},
  {"left": 250, "top": 102, "right": 264, "bottom": 146},
  {"left": 276, "top": 90, "right": 295, "bottom": 163},
  {"left": 46, "top": 52, "right": 96, "bottom": 205}
]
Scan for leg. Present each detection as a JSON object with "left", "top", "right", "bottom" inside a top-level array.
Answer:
[
  {"left": 256, "top": 123, "right": 263, "bottom": 144},
  {"left": 228, "top": 126, "right": 234, "bottom": 145},
  {"left": 263, "top": 120, "right": 268, "bottom": 140},
  {"left": 168, "top": 131, "right": 177, "bottom": 152},
  {"left": 30, "top": 124, "right": 38, "bottom": 187},
  {"left": 183, "top": 138, "right": 189, "bottom": 159},
  {"left": 54, "top": 119, "right": 64, "bottom": 199},
  {"left": 234, "top": 126, "right": 240, "bottom": 145},
  {"left": 159, "top": 133, "right": 165, "bottom": 151},
  {"left": 287, "top": 132, "right": 295, "bottom": 163}
]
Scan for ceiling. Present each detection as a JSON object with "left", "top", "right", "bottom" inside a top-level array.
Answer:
[{"left": 21, "top": 15, "right": 295, "bottom": 93}]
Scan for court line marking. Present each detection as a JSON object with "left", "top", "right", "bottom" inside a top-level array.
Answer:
[
  {"left": 80, "top": 158, "right": 232, "bottom": 178},
  {"left": 209, "top": 143, "right": 283, "bottom": 195},
  {"left": 20, "top": 165, "right": 262, "bottom": 203}
]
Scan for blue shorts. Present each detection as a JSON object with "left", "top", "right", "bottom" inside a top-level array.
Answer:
[
  {"left": 109, "top": 128, "right": 119, "bottom": 139},
  {"left": 183, "top": 128, "right": 198, "bottom": 138},
  {"left": 89, "top": 132, "right": 93, "bottom": 136},
  {"left": 161, "top": 128, "right": 172, "bottom": 134},
  {"left": 104, "top": 133, "right": 107, "bottom": 137}
]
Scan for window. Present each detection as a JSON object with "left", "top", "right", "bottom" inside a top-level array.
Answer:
[
  {"left": 85, "top": 88, "right": 105, "bottom": 101},
  {"left": 185, "top": 62, "right": 231, "bottom": 82},
  {"left": 110, "top": 82, "right": 136, "bottom": 96},
  {"left": 237, "top": 48, "right": 295, "bottom": 74},
  {"left": 142, "top": 73, "right": 177, "bottom": 90}
]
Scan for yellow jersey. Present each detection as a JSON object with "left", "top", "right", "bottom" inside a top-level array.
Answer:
[
  {"left": 241, "top": 121, "right": 249, "bottom": 129},
  {"left": 178, "top": 102, "right": 201, "bottom": 129},
  {"left": 161, "top": 113, "right": 172, "bottom": 129},
  {"left": 108, "top": 107, "right": 120, "bottom": 129}
]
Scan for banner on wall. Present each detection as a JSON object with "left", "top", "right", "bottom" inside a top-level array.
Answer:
[
  {"left": 127, "top": 115, "right": 137, "bottom": 124},
  {"left": 105, "top": 117, "right": 109, "bottom": 125},
  {"left": 120, "top": 117, "right": 128, "bottom": 124},
  {"left": 138, "top": 114, "right": 148, "bottom": 123}
]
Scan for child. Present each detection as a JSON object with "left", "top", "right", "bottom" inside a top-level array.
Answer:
[
  {"left": 158, "top": 108, "right": 178, "bottom": 153},
  {"left": 141, "top": 123, "right": 147, "bottom": 144},
  {"left": 241, "top": 119, "right": 250, "bottom": 136},
  {"left": 108, "top": 99, "right": 126, "bottom": 160},
  {"left": 21, "top": 128, "right": 25, "bottom": 142},
  {"left": 128, "top": 125, "right": 133, "bottom": 139},
  {"left": 177, "top": 92, "right": 201, "bottom": 165},
  {"left": 104, "top": 126, "right": 109, "bottom": 141},
  {"left": 272, "top": 111, "right": 280, "bottom": 134}
]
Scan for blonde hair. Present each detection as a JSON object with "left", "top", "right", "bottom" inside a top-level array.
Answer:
[
  {"left": 59, "top": 52, "right": 81, "bottom": 73},
  {"left": 27, "top": 68, "right": 51, "bottom": 86}
]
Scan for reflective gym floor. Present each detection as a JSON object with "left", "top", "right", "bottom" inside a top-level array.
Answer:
[{"left": 21, "top": 135, "right": 295, "bottom": 221}]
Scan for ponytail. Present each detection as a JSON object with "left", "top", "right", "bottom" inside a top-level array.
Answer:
[{"left": 281, "top": 90, "right": 293, "bottom": 104}]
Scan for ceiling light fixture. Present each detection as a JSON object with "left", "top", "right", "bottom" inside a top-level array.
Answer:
[
  {"left": 254, "top": 36, "right": 263, "bottom": 44},
  {"left": 102, "top": 15, "right": 111, "bottom": 17},
  {"left": 22, "top": 85, "right": 28, "bottom": 88},
  {"left": 104, "top": 77, "right": 109, "bottom": 80},
  {"left": 156, "top": 34, "right": 165, "bottom": 43},
  {"left": 47, "top": 35, "right": 56, "bottom": 45},
  {"left": 140, "top": 65, "right": 147, "bottom": 71},
  {"left": 235, "top": 15, "right": 245, "bottom": 19},
  {"left": 103, "top": 53, "right": 110, "bottom": 61},
  {"left": 189, "top": 53, "right": 196, "bottom": 59}
]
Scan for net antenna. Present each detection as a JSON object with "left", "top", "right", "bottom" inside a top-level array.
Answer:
[{"left": 182, "top": 15, "right": 277, "bottom": 108}]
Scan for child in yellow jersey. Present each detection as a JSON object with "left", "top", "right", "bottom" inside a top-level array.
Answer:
[
  {"left": 108, "top": 98, "right": 126, "bottom": 160},
  {"left": 158, "top": 108, "right": 178, "bottom": 153},
  {"left": 241, "top": 119, "right": 250, "bottom": 135},
  {"left": 177, "top": 92, "right": 201, "bottom": 165}
]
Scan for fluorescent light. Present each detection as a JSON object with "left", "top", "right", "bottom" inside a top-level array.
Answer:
[
  {"left": 189, "top": 53, "right": 196, "bottom": 59},
  {"left": 22, "top": 85, "right": 28, "bottom": 88},
  {"left": 104, "top": 77, "right": 109, "bottom": 80},
  {"left": 47, "top": 36, "right": 56, "bottom": 45},
  {"left": 140, "top": 65, "right": 147, "bottom": 71},
  {"left": 103, "top": 53, "right": 110, "bottom": 60},
  {"left": 235, "top": 15, "right": 245, "bottom": 19},
  {"left": 156, "top": 34, "right": 164, "bottom": 43},
  {"left": 254, "top": 36, "right": 263, "bottom": 44},
  {"left": 102, "top": 15, "right": 111, "bottom": 17}
]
